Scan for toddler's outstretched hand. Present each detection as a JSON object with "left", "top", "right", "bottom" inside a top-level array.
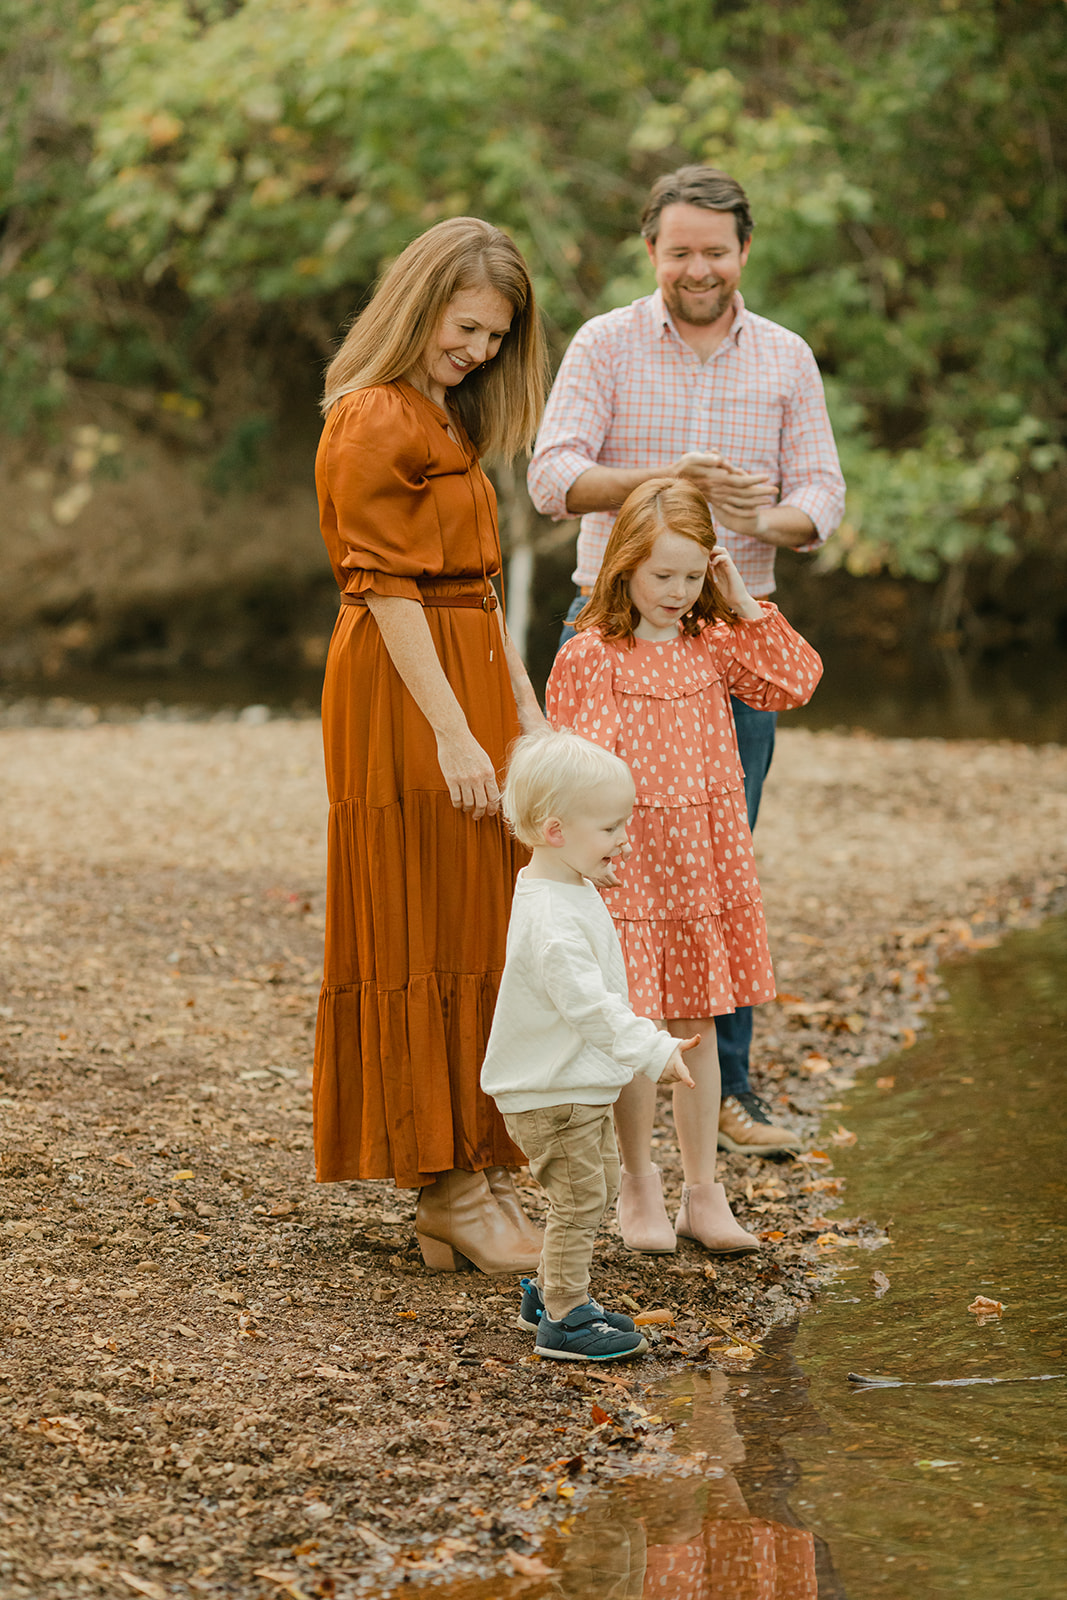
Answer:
[{"left": 660, "top": 1033, "right": 699, "bottom": 1088}]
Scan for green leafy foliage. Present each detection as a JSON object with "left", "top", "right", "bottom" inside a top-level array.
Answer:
[{"left": 2, "top": 0, "right": 1064, "bottom": 570}]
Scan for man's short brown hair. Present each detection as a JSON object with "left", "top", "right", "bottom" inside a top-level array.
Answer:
[{"left": 640, "top": 165, "right": 753, "bottom": 249}]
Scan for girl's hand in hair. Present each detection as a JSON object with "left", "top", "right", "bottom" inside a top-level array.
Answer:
[{"left": 708, "top": 550, "right": 764, "bottom": 621}]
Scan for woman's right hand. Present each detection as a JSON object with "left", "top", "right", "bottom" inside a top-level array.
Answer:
[{"left": 435, "top": 727, "right": 501, "bottom": 818}]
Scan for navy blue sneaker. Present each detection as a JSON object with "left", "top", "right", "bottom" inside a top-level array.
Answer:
[
  {"left": 534, "top": 1301, "right": 649, "bottom": 1362},
  {"left": 516, "top": 1278, "right": 636, "bottom": 1335}
]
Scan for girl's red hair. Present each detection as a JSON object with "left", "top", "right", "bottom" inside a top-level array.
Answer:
[{"left": 575, "top": 477, "right": 735, "bottom": 645}]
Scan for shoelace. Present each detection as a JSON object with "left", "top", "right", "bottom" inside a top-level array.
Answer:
[{"left": 724, "top": 1097, "right": 756, "bottom": 1128}]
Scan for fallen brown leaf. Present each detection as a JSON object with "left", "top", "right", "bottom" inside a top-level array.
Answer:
[
  {"left": 870, "top": 1271, "right": 891, "bottom": 1295},
  {"left": 353, "top": 1522, "right": 392, "bottom": 1549},
  {"left": 968, "top": 1296, "right": 1004, "bottom": 1315},
  {"left": 506, "top": 1551, "right": 558, "bottom": 1577},
  {"left": 118, "top": 1573, "right": 167, "bottom": 1600},
  {"left": 253, "top": 1570, "right": 315, "bottom": 1600},
  {"left": 829, "top": 1124, "right": 857, "bottom": 1146},
  {"left": 633, "top": 1308, "right": 674, "bottom": 1327}
]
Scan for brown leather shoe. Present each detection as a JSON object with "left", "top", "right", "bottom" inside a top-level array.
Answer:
[
  {"left": 484, "top": 1166, "right": 544, "bottom": 1255},
  {"left": 675, "top": 1182, "right": 760, "bottom": 1253},
  {"left": 717, "top": 1093, "right": 803, "bottom": 1155},
  {"left": 416, "top": 1168, "right": 542, "bottom": 1275}
]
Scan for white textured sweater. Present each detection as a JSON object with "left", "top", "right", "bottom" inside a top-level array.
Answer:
[{"left": 480, "top": 871, "right": 678, "bottom": 1113}]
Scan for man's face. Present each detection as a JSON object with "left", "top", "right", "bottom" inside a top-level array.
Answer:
[{"left": 647, "top": 202, "right": 750, "bottom": 329}]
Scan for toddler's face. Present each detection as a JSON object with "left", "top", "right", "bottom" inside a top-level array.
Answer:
[{"left": 555, "top": 778, "right": 634, "bottom": 882}]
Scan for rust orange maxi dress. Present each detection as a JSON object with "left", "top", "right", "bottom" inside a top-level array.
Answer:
[{"left": 313, "top": 379, "right": 527, "bottom": 1188}]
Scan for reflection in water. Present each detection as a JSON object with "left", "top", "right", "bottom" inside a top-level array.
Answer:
[
  {"left": 434, "top": 916, "right": 1067, "bottom": 1600},
  {"left": 550, "top": 1369, "right": 820, "bottom": 1599},
  {"left": 434, "top": 1334, "right": 845, "bottom": 1600}
]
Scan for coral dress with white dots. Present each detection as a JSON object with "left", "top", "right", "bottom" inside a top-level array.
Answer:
[{"left": 546, "top": 603, "right": 822, "bottom": 1021}]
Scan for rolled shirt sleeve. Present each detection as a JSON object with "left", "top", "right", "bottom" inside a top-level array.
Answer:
[
  {"left": 527, "top": 323, "right": 615, "bottom": 521},
  {"left": 777, "top": 343, "right": 846, "bottom": 547}
]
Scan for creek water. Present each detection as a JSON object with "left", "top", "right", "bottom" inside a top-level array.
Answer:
[
  {"left": 434, "top": 914, "right": 1067, "bottom": 1600},
  {"left": 5, "top": 638, "right": 1067, "bottom": 744}
]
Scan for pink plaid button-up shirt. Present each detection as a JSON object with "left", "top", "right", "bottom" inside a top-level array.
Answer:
[{"left": 528, "top": 290, "right": 845, "bottom": 595}]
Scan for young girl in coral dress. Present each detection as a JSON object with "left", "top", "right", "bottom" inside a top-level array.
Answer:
[{"left": 546, "top": 477, "right": 822, "bottom": 1255}]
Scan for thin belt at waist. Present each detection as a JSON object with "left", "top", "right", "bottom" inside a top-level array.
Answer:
[{"left": 340, "top": 589, "right": 497, "bottom": 611}]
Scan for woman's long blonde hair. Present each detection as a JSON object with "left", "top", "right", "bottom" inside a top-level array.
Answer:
[
  {"left": 321, "top": 217, "right": 547, "bottom": 460},
  {"left": 576, "top": 477, "right": 736, "bottom": 644}
]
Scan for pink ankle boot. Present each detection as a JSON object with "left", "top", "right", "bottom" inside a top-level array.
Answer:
[
  {"left": 617, "top": 1168, "right": 677, "bottom": 1254},
  {"left": 675, "top": 1182, "right": 760, "bottom": 1254}
]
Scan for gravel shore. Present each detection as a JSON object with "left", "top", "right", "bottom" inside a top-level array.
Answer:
[{"left": 2, "top": 718, "right": 1065, "bottom": 1597}]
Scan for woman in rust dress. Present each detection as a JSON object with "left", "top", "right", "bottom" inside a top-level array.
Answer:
[{"left": 314, "top": 218, "right": 548, "bottom": 1274}]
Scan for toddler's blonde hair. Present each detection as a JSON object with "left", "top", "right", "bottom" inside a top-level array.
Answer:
[{"left": 503, "top": 730, "right": 634, "bottom": 849}]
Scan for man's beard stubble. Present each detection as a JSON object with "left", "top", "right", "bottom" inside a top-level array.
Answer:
[{"left": 662, "top": 279, "right": 734, "bottom": 328}]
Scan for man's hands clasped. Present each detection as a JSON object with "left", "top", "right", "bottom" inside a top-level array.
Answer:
[{"left": 670, "top": 450, "right": 779, "bottom": 541}]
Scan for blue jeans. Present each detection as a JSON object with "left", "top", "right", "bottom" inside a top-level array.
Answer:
[
  {"left": 557, "top": 592, "right": 775, "bottom": 1097},
  {"left": 558, "top": 592, "right": 586, "bottom": 650}
]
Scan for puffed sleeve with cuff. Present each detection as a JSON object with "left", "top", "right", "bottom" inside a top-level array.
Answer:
[
  {"left": 545, "top": 631, "right": 623, "bottom": 751},
  {"left": 318, "top": 387, "right": 440, "bottom": 601},
  {"left": 704, "top": 601, "right": 824, "bottom": 712}
]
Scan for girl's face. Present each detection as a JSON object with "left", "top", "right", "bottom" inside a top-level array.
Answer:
[
  {"left": 627, "top": 529, "right": 710, "bottom": 641},
  {"left": 415, "top": 285, "right": 513, "bottom": 402}
]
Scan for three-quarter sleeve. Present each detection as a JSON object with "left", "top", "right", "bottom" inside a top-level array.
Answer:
[
  {"left": 318, "top": 387, "right": 440, "bottom": 600},
  {"left": 706, "top": 603, "right": 823, "bottom": 712}
]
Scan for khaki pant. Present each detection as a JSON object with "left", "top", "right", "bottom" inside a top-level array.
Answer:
[{"left": 503, "top": 1102, "right": 620, "bottom": 1322}]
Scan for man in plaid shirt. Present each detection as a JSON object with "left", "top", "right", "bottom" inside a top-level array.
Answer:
[{"left": 529, "top": 164, "right": 844, "bottom": 1168}]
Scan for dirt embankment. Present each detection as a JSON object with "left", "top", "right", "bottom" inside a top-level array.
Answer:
[{"left": 1, "top": 719, "right": 1066, "bottom": 1597}]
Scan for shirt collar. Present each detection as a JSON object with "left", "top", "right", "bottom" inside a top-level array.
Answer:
[{"left": 649, "top": 287, "right": 748, "bottom": 347}]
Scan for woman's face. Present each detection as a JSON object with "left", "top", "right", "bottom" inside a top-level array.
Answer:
[{"left": 418, "top": 285, "right": 513, "bottom": 397}]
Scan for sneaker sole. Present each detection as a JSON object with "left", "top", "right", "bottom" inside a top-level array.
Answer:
[
  {"left": 717, "top": 1131, "right": 803, "bottom": 1155},
  {"left": 516, "top": 1314, "right": 540, "bottom": 1333},
  {"left": 535, "top": 1337, "right": 649, "bottom": 1363}
]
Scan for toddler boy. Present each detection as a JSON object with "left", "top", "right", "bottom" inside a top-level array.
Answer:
[{"left": 481, "top": 730, "right": 696, "bottom": 1361}]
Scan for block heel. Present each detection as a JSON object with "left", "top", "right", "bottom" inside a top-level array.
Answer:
[{"left": 416, "top": 1230, "right": 471, "bottom": 1271}]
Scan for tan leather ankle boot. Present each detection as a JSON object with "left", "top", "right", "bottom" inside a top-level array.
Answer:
[
  {"left": 484, "top": 1166, "right": 543, "bottom": 1255},
  {"left": 416, "top": 1168, "right": 542, "bottom": 1275},
  {"left": 675, "top": 1181, "right": 759, "bottom": 1254},
  {"left": 617, "top": 1168, "right": 677, "bottom": 1253}
]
